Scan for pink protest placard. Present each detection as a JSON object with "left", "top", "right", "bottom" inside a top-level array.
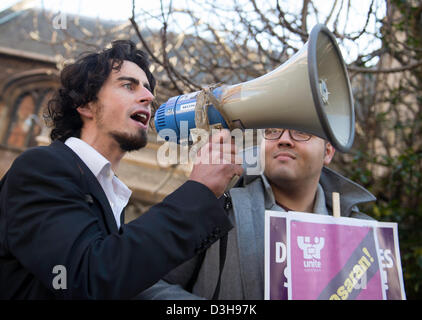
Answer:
[
  {"left": 376, "top": 224, "right": 406, "bottom": 299},
  {"left": 288, "top": 218, "right": 383, "bottom": 300},
  {"left": 264, "top": 214, "right": 288, "bottom": 300},
  {"left": 265, "top": 211, "right": 405, "bottom": 300}
]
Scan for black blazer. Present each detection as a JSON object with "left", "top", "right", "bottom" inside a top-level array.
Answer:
[{"left": 0, "top": 140, "right": 232, "bottom": 299}]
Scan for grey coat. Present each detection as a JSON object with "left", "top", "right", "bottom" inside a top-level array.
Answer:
[{"left": 137, "top": 166, "right": 376, "bottom": 300}]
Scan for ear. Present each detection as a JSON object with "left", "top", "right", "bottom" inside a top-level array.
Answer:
[
  {"left": 323, "top": 142, "right": 335, "bottom": 165},
  {"left": 76, "top": 103, "right": 94, "bottom": 120}
]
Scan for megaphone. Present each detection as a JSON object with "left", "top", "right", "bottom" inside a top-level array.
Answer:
[{"left": 155, "top": 24, "right": 354, "bottom": 152}]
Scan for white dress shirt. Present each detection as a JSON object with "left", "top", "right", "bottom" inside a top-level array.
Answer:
[{"left": 65, "top": 137, "right": 132, "bottom": 229}]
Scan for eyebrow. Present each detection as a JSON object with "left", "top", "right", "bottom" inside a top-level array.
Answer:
[{"left": 117, "top": 76, "right": 151, "bottom": 92}]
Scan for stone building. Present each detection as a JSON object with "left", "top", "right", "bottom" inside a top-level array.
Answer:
[{"left": 0, "top": 2, "right": 190, "bottom": 222}]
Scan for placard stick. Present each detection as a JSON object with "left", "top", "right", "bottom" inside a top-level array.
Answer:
[{"left": 332, "top": 192, "right": 341, "bottom": 218}]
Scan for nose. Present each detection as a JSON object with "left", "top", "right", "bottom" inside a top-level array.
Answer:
[
  {"left": 277, "top": 129, "right": 294, "bottom": 147},
  {"left": 138, "top": 86, "right": 154, "bottom": 105}
]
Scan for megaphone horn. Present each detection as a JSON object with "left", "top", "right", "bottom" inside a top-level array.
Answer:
[{"left": 155, "top": 24, "right": 355, "bottom": 152}]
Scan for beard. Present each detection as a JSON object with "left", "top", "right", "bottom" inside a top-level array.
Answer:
[
  {"left": 109, "top": 128, "right": 148, "bottom": 152},
  {"left": 94, "top": 101, "right": 148, "bottom": 152}
]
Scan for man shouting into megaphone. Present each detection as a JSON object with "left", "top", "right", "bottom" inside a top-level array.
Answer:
[{"left": 0, "top": 40, "right": 243, "bottom": 299}]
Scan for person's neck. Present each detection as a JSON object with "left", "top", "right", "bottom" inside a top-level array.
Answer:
[
  {"left": 269, "top": 178, "right": 319, "bottom": 213},
  {"left": 80, "top": 131, "right": 124, "bottom": 172}
]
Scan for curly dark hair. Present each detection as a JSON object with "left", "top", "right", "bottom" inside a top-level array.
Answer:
[{"left": 44, "top": 40, "right": 156, "bottom": 142}]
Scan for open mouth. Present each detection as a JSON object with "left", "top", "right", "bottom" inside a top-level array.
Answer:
[{"left": 130, "top": 111, "right": 149, "bottom": 126}]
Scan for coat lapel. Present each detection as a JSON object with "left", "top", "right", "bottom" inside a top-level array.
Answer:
[
  {"left": 50, "top": 141, "right": 118, "bottom": 234},
  {"left": 230, "top": 178, "right": 265, "bottom": 299},
  {"left": 320, "top": 167, "right": 376, "bottom": 216},
  {"left": 82, "top": 169, "right": 119, "bottom": 233}
]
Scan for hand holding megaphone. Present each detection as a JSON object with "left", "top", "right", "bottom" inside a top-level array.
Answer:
[{"left": 189, "top": 129, "right": 243, "bottom": 198}]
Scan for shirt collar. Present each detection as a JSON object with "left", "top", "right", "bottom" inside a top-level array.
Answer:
[{"left": 65, "top": 137, "right": 112, "bottom": 178}]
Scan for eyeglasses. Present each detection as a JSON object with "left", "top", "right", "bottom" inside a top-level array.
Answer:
[{"left": 263, "top": 128, "right": 312, "bottom": 141}]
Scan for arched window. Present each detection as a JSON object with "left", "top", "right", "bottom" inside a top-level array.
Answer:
[
  {"left": 6, "top": 93, "right": 36, "bottom": 148},
  {"left": 4, "top": 89, "right": 54, "bottom": 148},
  {"left": 0, "top": 69, "right": 58, "bottom": 150}
]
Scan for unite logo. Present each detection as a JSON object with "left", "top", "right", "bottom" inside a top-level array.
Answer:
[{"left": 297, "top": 236, "right": 325, "bottom": 271}]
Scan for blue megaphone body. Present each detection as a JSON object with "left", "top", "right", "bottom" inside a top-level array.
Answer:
[{"left": 154, "top": 87, "right": 228, "bottom": 143}]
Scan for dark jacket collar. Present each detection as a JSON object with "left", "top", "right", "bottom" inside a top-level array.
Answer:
[
  {"left": 241, "top": 166, "right": 375, "bottom": 217},
  {"left": 49, "top": 140, "right": 119, "bottom": 233},
  {"left": 319, "top": 166, "right": 376, "bottom": 216}
]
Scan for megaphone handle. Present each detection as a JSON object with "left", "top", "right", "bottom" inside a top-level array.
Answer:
[{"left": 225, "top": 174, "right": 240, "bottom": 192}]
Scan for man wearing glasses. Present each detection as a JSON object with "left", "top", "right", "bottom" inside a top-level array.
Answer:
[
  {"left": 138, "top": 128, "right": 376, "bottom": 300},
  {"left": 262, "top": 128, "right": 338, "bottom": 213}
]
